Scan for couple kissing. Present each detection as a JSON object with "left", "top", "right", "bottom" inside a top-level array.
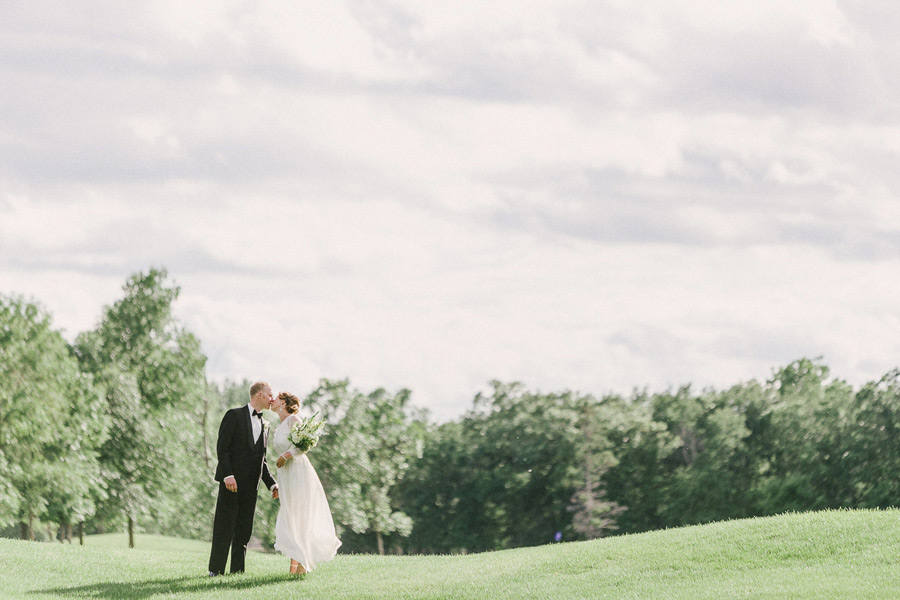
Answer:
[{"left": 208, "top": 382, "right": 341, "bottom": 577}]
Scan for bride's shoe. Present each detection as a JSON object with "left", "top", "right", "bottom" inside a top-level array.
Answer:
[{"left": 289, "top": 560, "right": 307, "bottom": 576}]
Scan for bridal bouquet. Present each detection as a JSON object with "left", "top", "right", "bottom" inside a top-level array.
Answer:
[{"left": 287, "top": 412, "right": 326, "bottom": 453}]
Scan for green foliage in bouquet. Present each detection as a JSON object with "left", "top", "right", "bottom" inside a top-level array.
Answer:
[{"left": 288, "top": 411, "right": 327, "bottom": 453}]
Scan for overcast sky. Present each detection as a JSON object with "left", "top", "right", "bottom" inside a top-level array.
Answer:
[{"left": 2, "top": 1, "right": 899, "bottom": 421}]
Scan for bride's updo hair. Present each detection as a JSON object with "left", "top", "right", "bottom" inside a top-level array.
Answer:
[{"left": 278, "top": 392, "right": 300, "bottom": 414}]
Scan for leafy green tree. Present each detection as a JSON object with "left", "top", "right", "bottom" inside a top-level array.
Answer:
[
  {"left": 0, "top": 295, "right": 107, "bottom": 539},
  {"left": 85, "top": 371, "right": 153, "bottom": 543},
  {"left": 568, "top": 394, "right": 626, "bottom": 539},
  {"left": 601, "top": 391, "right": 674, "bottom": 534},
  {"left": 653, "top": 385, "right": 760, "bottom": 526},
  {"left": 302, "top": 379, "right": 424, "bottom": 554},
  {"left": 834, "top": 371, "right": 900, "bottom": 508},
  {"left": 403, "top": 383, "right": 587, "bottom": 552},
  {"left": 0, "top": 451, "right": 17, "bottom": 531},
  {"left": 398, "top": 420, "right": 474, "bottom": 553},
  {"left": 478, "top": 383, "right": 586, "bottom": 548},
  {"left": 74, "top": 268, "right": 209, "bottom": 546},
  {"left": 755, "top": 358, "right": 847, "bottom": 514}
]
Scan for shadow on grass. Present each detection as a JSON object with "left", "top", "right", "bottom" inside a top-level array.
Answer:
[{"left": 30, "top": 573, "right": 299, "bottom": 599}]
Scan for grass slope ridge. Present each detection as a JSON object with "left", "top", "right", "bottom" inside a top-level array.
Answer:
[
  {"left": 82, "top": 532, "right": 210, "bottom": 553},
  {"left": 3, "top": 510, "right": 900, "bottom": 599}
]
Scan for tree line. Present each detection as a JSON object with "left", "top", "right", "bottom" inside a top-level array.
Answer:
[{"left": 2, "top": 268, "right": 899, "bottom": 554}]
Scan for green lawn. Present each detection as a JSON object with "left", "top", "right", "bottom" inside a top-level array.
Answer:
[
  {"left": 82, "top": 533, "right": 210, "bottom": 553},
  {"left": 3, "top": 509, "right": 900, "bottom": 599}
]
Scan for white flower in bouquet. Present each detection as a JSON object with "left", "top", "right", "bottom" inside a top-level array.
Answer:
[{"left": 288, "top": 411, "right": 326, "bottom": 453}]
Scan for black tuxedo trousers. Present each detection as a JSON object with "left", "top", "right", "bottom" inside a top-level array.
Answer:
[{"left": 209, "top": 477, "right": 261, "bottom": 574}]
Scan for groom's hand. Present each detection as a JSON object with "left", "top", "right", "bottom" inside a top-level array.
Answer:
[
  {"left": 224, "top": 476, "right": 237, "bottom": 493},
  {"left": 271, "top": 484, "right": 279, "bottom": 499}
]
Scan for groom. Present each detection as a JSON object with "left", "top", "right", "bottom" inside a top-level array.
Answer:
[{"left": 208, "top": 381, "right": 279, "bottom": 576}]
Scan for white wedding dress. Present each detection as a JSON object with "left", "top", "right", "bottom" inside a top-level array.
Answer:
[{"left": 272, "top": 414, "right": 341, "bottom": 571}]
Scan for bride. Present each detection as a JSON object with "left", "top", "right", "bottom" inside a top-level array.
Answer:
[{"left": 271, "top": 392, "right": 341, "bottom": 575}]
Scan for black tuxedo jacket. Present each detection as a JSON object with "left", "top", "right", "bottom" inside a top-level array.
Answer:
[{"left": 213, "top": 406, "right": 276, "bottom": 491}]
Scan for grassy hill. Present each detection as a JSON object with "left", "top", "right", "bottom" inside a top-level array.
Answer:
[
  {"left": 82, "top": 532, "right": 210, "bottom": 553},
  {"left": 3, "top": 509, "right": 900, "bottom": 599}
]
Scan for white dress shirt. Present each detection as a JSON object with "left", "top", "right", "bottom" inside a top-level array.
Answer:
[{"left": 247, "top": 404, "right": 262, "bottom": 442}]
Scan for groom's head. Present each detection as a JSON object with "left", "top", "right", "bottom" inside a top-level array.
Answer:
[{"left": 249, "top": 381, "right": 273, "bottom": 411}]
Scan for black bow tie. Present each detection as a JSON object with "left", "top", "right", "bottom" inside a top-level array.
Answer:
[{"left": 252, "top": 410, "right": 262, "bottom": 419}]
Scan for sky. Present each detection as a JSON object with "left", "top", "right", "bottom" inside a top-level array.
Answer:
[{"left": 2, "top": 1, "right": 899, "bottom": 422}]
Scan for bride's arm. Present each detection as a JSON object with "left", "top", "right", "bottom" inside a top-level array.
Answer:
[{"left": 275, "top": 415, "right": 301, "bottom": 467}]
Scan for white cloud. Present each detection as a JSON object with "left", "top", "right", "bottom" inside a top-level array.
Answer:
[{"left": 2, "top": 1, "right": 900, "bottom": 421}]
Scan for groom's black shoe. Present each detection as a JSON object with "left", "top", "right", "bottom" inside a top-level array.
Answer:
[{"left": 208, "top": 571, "right": 221, "bottom": 577}]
